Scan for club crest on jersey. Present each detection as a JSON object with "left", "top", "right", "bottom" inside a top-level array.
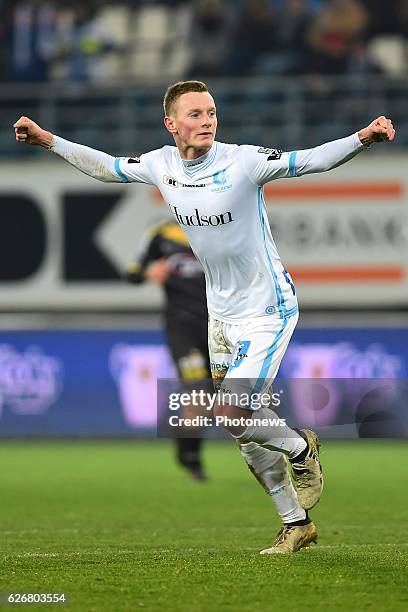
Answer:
[
  {"left": 258, "top": 148, "right": 283, "bottom": 161},
  {"left": 211, "top": 169, "right": 232, "bottom": 192}
]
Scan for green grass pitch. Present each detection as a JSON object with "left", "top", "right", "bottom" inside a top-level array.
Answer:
[{"left": 1, "top": 440, "right": 407, "bottom": 611}]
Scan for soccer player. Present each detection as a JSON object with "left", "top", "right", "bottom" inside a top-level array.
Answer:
[
  {"left": 14, "top": 81, "right": 395, "bottom": 553},
  {"left": 125, "top": 219, "right": 210, "bottom": 481}
]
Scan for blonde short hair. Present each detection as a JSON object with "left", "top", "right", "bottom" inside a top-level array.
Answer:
[{"left": 163, "top": 80, "right": 209, "bottom": 116}]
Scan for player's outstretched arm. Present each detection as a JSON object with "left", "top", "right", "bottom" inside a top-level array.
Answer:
[
  {"left": 242, "top": 116, "right": 395, "bottom": 185},
  {"left": 293, "top": 115, "right": 395, "bottom": 177},
  {"left": 13, "top": 116, "right": 122, "bottom": 183}
]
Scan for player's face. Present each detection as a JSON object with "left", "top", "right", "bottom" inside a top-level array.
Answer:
[{"left": 166, "top": 92, "right": 217, "bottom": 156}]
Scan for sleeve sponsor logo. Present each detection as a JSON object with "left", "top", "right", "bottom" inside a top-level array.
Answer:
[{"left": 258, "top": 147, "right": 283, "bottom": 161}]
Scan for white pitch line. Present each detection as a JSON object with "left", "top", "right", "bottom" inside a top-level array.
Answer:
[
  {"left": 0, "top": 525, "right": 377, "bottom": 538},
  {"left": 1, "top": 529, "right": 80, "bottom": 536},
  {"left": 3, "top": 543, "right": 408, "bottom": 560},
  {"left": 5, "top": 549, "right": 204, "bottom": 559}
]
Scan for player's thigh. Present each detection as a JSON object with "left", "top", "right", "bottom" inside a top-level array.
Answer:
[
  {"left": 223, "top": 313, "right": 298, "bottom": 399},
  {"left": 208, "top": 315, "right": 233, "bottom": 390}
]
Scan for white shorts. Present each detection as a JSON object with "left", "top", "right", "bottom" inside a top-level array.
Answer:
[{"left": 208, "top": 312, "right": 298, "bottom": 410}]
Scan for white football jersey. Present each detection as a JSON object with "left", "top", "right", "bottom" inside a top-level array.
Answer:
[{"left": 114, "top": 135, "right": 362, "bottom": 323}]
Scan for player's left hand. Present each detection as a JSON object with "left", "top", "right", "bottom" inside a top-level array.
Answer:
[{"left": 358, "top": 116, "right": 395, "bottom": 146}]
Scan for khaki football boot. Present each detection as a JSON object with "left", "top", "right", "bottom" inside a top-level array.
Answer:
[
  {"left": 290, "top": 429, "right": 323, "bottom": 510},
  {"left": 260, "top": 522, "right": 318, "bottom": 554}
]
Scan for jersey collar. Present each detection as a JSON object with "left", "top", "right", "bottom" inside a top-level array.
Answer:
[{"left": 180, "top": 143, "right": 218, "bottom": 177}]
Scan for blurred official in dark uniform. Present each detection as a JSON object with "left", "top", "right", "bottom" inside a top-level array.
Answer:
[{"left": 125, "top": 220, "right": 209, "bottom": 480}]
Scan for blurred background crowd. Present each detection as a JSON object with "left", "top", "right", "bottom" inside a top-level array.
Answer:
[
  {"left": 0, "top": 0, "right": 407, "bottom": 83},
  {"left": 1, "top": 1, "right": 408, "bottom": 154}
]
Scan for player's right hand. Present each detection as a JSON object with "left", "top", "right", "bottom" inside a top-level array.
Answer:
[{"left": 13, "top": 116, "right": 53, "bottom": 148}]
